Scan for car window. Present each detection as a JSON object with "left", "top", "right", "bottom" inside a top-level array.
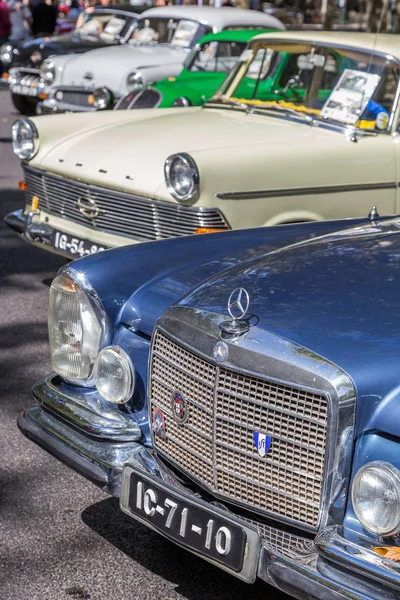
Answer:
[
  {"left": 187, "top": 41, "right": 247, "bottom": 73},
  {"left": 131, "top": 18, "right": 212, "bottom": 48},
  {"left": 77, "top": 13, "right": 131, "bottom": 40}
]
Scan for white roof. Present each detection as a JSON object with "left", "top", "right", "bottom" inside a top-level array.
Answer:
[{"left": 139, "top": 6, "right": 285, "bottom": 31}]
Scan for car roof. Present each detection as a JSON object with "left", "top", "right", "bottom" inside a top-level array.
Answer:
[
  {"left": 250, "top": 30, "right": 400, "bottom": 61},
  {"left": 139, "top": 6, "right": 285, "bottom": 31},
  {"left": 92, "top": 6, "right": 140, "bottom": 17},
  {"left": 195, "top": 28, "right": 277, "bottom": 45}
]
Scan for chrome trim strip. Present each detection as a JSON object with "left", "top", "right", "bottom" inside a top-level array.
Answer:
[
  {"left": 216, "top": 181, "right": 397, "bottom": 201},
  {"left": 148, "top": 307, "right": 356, "bottom": 532}
]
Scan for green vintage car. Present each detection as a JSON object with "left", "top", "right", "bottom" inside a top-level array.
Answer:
[{"left": 114, "top": 29, "right": 275, "bottom": 109}]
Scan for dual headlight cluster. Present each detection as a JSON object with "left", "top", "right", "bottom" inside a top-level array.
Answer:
[
  {"left": 49, "top": 273, "right": 134, "bottom": 404},
  {"left": 40, "top": 59, "right": 56, "bottom": 84},
  {"left": 0, "top": 43, "right": 13, "bottom": 64}
]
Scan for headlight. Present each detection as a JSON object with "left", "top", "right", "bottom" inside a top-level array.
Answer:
[
  {"left": 11, "top": 118, "right": 39, "bottom": 161},
  {"left": 352, "top": 461, "right": 400, "bottom": 535},
  {"left": 93, "top": 87, "right": 113, "bottom": 110},
  {"left": 126, "top": 72, "right": 143, "bottom": 89},
  {"left": 9, "top": 71, "right": 21, "bottom": 86},
  {"left": 172, "top": 96, "right": 191, "bottom": 108},
  {"left": 48, "top": 273, "right": 111, "bottom": 382},
  {"left": 40, "top": 60, "right": 55, "bottom": 83},
  {"left": 93, "top": 346, "right": 134, "bottom": 404},
  {"left": 164, "top": 153, "right": 199, "bottom": 202},
  {"left": 0, "top": 43, "right": 13, "bottom": 64}
]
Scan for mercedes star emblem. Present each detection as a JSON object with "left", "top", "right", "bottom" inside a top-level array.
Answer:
[{"left": 219, "top": 287, "right": 250, "bottom": 336}]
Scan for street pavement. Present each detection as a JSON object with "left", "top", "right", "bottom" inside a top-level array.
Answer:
[{"left": 0, "top": 89, "right": 289, "bottom": 600}]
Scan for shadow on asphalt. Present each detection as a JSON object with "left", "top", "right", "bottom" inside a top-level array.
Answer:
[{"left": 82, "top": 497, "right": 282, "bottom": 600}]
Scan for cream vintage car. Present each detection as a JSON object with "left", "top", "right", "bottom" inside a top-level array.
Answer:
[{"left": 6, "top": 31, "right": 400, "bottom": 259}]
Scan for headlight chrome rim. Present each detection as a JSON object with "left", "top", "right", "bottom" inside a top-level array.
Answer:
[
  {"left": 93, "top": 345, "right": 135, "bottom": 405},
  {"left": 352, "top": 461, "right": 400, "bottom": 535},
  {"left": 93, "top": 86, "right": 113, "bottom": 110},
  {"left": 172, "top": 96, "right": 191, "bottom": 108},
  {"left": 40, "top": 59, "right": 55, "bottom": 83},
  {"left": 11, "top": 118, "right": 39, "bottom": 161},
  {"left": 126, "top": 71, "right": 144, "bottom": 89},
  {"left": 164, "top": 152, "right": 200, "bottom": 203}
]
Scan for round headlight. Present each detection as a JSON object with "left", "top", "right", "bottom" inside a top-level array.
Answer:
[
  {"left": 40, "top": 60, "right": 55, "bottom": 83},
  {"left": 11, "top": 118, "right": 39, "bottom": 161},
  {"left": 93, "top": 87, "right": 113, "bottom": 110},
  {"left": 352, "top": 461, "right": 400, "bottom": 535},
  {"left": 172, "top": 96, "right": 191, "bottom": 108},
  {"left": 0, "top": 43, "right": 13, "bottom": 64},
  {"left": 49, "top": 272, "right": 110, "bottom": 383},
  {"left": 93, "top": 346, "right": 134, "bottom": 404},
  {"left": 164, "top": 153, "right": 199, "bottom": 202},
  {"left": 9, "top": 71, "right": 21, "bottom": 86},
  {"left": 127, "top": 72, "right": 143, "bottom": 89}
]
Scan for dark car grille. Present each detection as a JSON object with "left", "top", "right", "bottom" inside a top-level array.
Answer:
[
  {"left": 24, "top": 166, "right": 228, "bottom": 242},
  {"left": 115, "top": 88, "right": 162, "bottom": 110},
  {"left": 150, "top": 330, "right": 329, "bottom": 529},
  {"left": 53, "top": 88, "right": 94, "bottom": 108}
]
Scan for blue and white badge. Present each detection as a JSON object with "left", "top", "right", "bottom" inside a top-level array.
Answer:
[{"left": 253, "top": 432, "right": 271, "bottom": 457}]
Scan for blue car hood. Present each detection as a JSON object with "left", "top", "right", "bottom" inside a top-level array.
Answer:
[{"left": 177, "top": 220, "right": 400, "bottom": 436}]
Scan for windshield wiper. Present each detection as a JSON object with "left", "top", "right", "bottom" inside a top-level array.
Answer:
[
  {"left": 205, "top": 97, "right": 250, "bottom": 111},
  {"left": 252, "top": 103, "right": 314, "bottom": 123}
]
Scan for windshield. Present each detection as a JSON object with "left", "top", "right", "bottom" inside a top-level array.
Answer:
[
  {"left": 211, "top": 41, "right": 400, "bottom": 132},
  {"left": 76, "top": 13, "right": 130, "bottom": 41},
  {"left": 186, "top": 40, "right": 248, "bottom": 73},
  {"left": 130, "top": 17, "right": 212, "bottom": 48}
]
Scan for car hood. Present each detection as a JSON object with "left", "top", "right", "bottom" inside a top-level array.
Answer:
[
  {"left": 32, "top": 106, "right": 347, "bottom": 199},
  {"left": 176, "top": 220, "right": 400, "bottom": 434},
  {"left": 59, "top": 43, "right": 187, "bottom": 88}
]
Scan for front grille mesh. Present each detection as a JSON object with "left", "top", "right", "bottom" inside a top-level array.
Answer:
[
  {"left": 24, "top": 166, "right": 228, "bottom": 242},
  {"left": 150, "top": 331, "right": 329, "bottom": 528},
  {"left": 55, "top": 88, "right": 93, "bottom": 108}
]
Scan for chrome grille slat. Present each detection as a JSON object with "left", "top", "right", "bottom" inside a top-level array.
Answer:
[
  {"left": 24, "top": 166, "right": 228, "bottom": 242},
  {"left": 150, "top": 331, "right": 329, "bottom": 528},
  {"left": 56, "top": 88, "right": 93, "bottom": 108}
]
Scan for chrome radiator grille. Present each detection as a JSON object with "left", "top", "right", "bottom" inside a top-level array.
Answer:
[
  {"left": 54, "top": 88, "right": 93, "bottom": 108},
  {"left": 24, "top": 166, "right": 228, "bottom": 242},
  {"left": 150, "top": 331, "right": 329, "bottom": 529}
]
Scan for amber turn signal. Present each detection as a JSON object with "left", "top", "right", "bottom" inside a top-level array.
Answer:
[
  {"left": 39, "top": 93, "right": 47, "bottom": 100},
  {"left": 19, "top": 180, "right": 27, "bottom": 191},
  {"left": 3, "top": 73, "right": 8, "bottom": 80},
  {"left": 195, "top": 227, "right": 229, "bottom": 235},
  {"left": 31, "top": 195, "right": 39, "bottom": 211}
]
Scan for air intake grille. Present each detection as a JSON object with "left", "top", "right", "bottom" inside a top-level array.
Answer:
[
  {"left": 150, "top": 330, "right": 329, "bottom": 529},
  {"left": 24, "top": 166, "right": 228, "bottom": 242}
]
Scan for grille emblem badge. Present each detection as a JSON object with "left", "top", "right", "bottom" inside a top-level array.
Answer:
[
  {"left": 220, "top": 287, "right": 250, "bottom": 336},
  {"left": 171, "top": 392, "right": 188, "bottom": 424},
  {"left": 77, "top": 196, "right": 100, "bottom": 220},
  {"left": 213, "top": 341, "right": 228, "bottom": 363},
  {"left": 253, "top": 432, "right": 271, "bottom": 457},
  {"left": 152, "top": 407, "right": 166, "bottom": 439}
]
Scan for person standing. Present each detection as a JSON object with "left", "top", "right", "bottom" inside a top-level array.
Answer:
[
  {"left": 8, "top": 0, "right": 32, "bottom": 41},
  {"left": 0, "top": 0, "right": 11, "bottom": 76},
  {"left": 31, "top": 0, "right": 57, "bottom": 37}
]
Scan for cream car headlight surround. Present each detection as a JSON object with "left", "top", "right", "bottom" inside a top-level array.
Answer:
[
  {"left": 48, "top": 270, "right": 112, "bottom": 384},
  {"left": 164, "top": 153, "right": 200, "bottom": 202},
  {"left": 352, "top": 461, "right": 400, "bottom": 535},
  {"left": 93, "top": 346, "right": 134, "bottom": 404},
  {"left": 0, "top": 43, "right": 13, "bottom": 64},
  {"left": 11, "top": 118, "right": 39, "bottom": 161},
  {"left": 40, "top": 59, "right": 55, "bottom": 83}
]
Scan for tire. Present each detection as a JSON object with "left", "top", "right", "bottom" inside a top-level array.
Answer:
[{"left": 11, "top": 93, "right": 38, "bottom": 116}]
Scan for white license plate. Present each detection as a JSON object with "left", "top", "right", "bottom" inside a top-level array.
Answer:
[
  {"left": 120, "top": 465, "right": 260, "bottom": 582},
  {"left": 12, "top": 84, "right": 38, "bottom": 97},
  {"left": 52, "top": 230, "right": 107, "bottom": 258}
]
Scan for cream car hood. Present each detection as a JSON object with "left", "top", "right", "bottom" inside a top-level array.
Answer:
[
  {"left": 29, "top": 107, "right": 386, "bottom": 206},
  {"left": 58, "top": 43, "right": 188, "bottom": 92}
]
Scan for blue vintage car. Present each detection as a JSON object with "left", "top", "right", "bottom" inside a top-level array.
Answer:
[{"left": 18, "top": 214, "right": 400, "bottom": 599}]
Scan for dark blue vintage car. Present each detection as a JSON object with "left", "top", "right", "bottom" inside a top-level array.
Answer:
[{"left": 18, "top": 215, "right": 400, "bottom": 599}]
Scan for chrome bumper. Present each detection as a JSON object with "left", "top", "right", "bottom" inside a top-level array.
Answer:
[
  {"left": 5, "top": 208, "right": 53, "bottom": 245},
  {"left": 122, "top": 447, "right": 400, "bottom": 599},
  {"left": 18, "top": 375, "right": 143, "bottom": 496}
]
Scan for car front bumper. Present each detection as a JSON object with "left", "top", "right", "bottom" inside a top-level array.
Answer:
[
  {"left": 120, "top": 446, "right": 400, "bottom": 600},
  {"left": 18, "top": 375, "right": 144, "bottom": 496}
]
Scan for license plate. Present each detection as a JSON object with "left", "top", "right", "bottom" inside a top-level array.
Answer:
[
  {"left": 12, "top": 84, "right": 38, "bottom": 97},
  {"left": 52, "top": 230, "right": 107, "bottom": 258},
  {"left": 120, "top": 466, "right": 260, "bottom": 582}
]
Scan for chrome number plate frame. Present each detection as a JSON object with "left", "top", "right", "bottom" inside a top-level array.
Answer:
[
  {"left": 12, "top": 84, "right": 38, "bottom": 97},
  {"left": 52, "top": 229, "right": 107, "bottom": 258},
  {"left": 120, "top": 465, "right": 260, "bottom": 583}
]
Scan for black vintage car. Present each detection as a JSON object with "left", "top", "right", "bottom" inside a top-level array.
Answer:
[{"left": 1, "top": 6, "right": 141, "bottom": 115}]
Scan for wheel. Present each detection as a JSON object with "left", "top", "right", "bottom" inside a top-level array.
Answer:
[{"left": 11, "top": 93, "right": 38, "bottom": 116}]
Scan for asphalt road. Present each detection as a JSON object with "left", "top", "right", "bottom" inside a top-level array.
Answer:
[{"left": 0, "top": 89, "right": 289, "bottom": 600}]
